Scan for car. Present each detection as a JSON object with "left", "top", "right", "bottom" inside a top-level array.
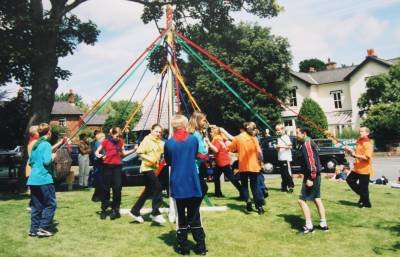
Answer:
[{"left": 259, "top": 136, "right": 348, "bottom": 173}]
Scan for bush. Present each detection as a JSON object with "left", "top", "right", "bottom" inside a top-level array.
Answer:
[
  {"left": 296, "top": 98, "right": 328, "bottom": 138},
  {"left": 337, "top": 127, "right": 358, "bottom": 139}
]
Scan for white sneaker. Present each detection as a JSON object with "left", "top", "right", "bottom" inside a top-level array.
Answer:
[
  {"left": 37, "top": 228, "right": 53, "bottom": 237},
  {"left": 150, "top": 214, "right": 166, "bottom": 225},
  {"left": 129, "top": 212, "right": 144, "bottom": 224}
]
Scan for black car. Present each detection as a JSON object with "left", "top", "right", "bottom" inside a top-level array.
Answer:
[{"left": 259, "top": 136, "right": 348, "bottom": 173}]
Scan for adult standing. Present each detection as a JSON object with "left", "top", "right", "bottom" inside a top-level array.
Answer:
[
  {"left": 27, "top": 123, "right": 57, "bottom": 237},
  {"left": 275, "top": 123, "right": 294, "bottom": 193},
  {"left": 296, "top": 127, "right": 328, "bottom": 234},
  {"left": 344, "top": 127, "right": 373, "bottom": 208},
  {"left": 130, "top": 124, "right": 166, "bottom": 225},
  {"left": 225, "top": 122, "right": 265, "bottom": 214},
  {"left": 95, "top": 127, "right": 135, "bottom": 220},
  {"left": 78, "top": 133, "right": 91, "bottom": 187},
  {"left": 164, "top": 114, "right": 207, "bottom": 255}
]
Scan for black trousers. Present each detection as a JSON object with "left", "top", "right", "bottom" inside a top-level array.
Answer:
[
  {"left": 278, "top": 161, "right": 294, "bottom": 190},
  {"left": 131, "top": 170, "right": 163, "bottom": 216},
  {"left": 213, "top": 165, "right": 242, "bottom": 195},
  {"left": 346, "top": 172, "right": 371, "bottom": 205},
  {"left": 240, "top": 172, "right": 264, "bottom": 208},
  {"left": 101, "top": 164, "right": 122, "bottom": 210},
  {"left": 175, "top": 197, "right": 206, "bottom": 252}
]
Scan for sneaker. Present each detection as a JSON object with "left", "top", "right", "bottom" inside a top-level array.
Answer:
[
  {"left": 110, "top": 209, "right": 121, "bottom": 220},
  {"left": 318, "top": 225, "right": 329, "bottom": 231},
  {"left": 302, "top": 226, "right": 315, "bottom": 234},
  {"left": 246, "top": 202, "right": 253, "bottom": 212},
  {"left": 150, "top": 214, "right": 167, "bottom": 225},
  {"left": 28, "top": 231, "right": 37, "bottom": 237},
  {"left": 257, "top": 206, "right": 265, "bottom": 215},
  {"left": 37, "top": 228, "right": 53, "bottom": 237},
  {"left": 359, "top": 202, "right": 372, "bottom": 208},
  {"left": 288, "top": 188, "right": 294, "bottom": 193},
  {"left": 26, "top": 207, "right": 32, "bottom": 212},
  {"left": 100, "top": 211, "right": 107, "bottom": 220},
  {"left": 129, "top": 212, "right": 144, "bottom": 223}
]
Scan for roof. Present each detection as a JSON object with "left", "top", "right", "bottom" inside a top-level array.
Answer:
[
  {"left": 51, "top": 102, "right": 82, "bottom": 115},
  {"left": 132, "top": 102, "right": 169, "bottom": 131},
  {"left": 326, "top": 110, "right": 352, "bottom": 125},
  {"left": 292, "top": 56, "right": 399, "bottom": 85},
  {"left": 85, "top": 113, "right": 108, "bottom": 126}
]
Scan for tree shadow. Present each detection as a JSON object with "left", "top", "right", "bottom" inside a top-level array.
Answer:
[
  {"left": 372, "top": 223, "right": 400, "bottom": 254},
  {"left": 0, "top": 193, "right": 30, "bottom": 201},
  {"left": 226, "top": 203, "right": 251, "bottom": 215},
  {"left": 277, "top": 214, "right": 303, "bottom": 231},
  {"left": 337, "top": 200, "right": 359, "bottom": 207}
]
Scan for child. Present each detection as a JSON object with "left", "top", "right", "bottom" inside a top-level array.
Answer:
[{"left": 164, "top": 114, "right": 207, "bottom": 255}]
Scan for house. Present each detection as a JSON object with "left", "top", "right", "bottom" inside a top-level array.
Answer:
[
  {"left": 84, "top": 113, "right": 109, "bottom": 132},
  {"left": 50, "top": 101, "right": 82, "bottom": 133},
  {"left": 283, "top": 49, "right": 399, "bottom": 136}
]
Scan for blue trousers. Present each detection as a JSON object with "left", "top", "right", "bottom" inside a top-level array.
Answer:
[{"left": 29, "top": 184, "right": 57, "bottom": 233}]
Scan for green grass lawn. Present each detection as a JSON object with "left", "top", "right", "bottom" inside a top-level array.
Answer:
[{"left": 0, "top": 178, "right": 399, "bottom": 257}]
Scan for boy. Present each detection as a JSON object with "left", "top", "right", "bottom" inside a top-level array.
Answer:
[
  {"left": 296, "top": 127, "right": 328, "bottom": 233},
  {"left": 275, "top": 123, "right": 294, "bottom": 193},
  {"left": 164, "top": 114, "right": 207, "bottom": 255}
]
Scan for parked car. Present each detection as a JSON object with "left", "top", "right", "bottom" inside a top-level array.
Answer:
[{"left": 259, "top": 136, "right": 348, "bottom": 173}]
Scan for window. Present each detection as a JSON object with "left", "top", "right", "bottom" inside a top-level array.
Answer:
[
  {"left": 331, "top": 90, "right": 343, "bottom": 109},
  {"left": 289, "top": 89, "right": 297, "bottom": 107},
  {"left": 284, "top": 120, "right": 293, "bottom": 127},
  {"left": 59, "top": 118, "right": 66, "bottom": 127}
]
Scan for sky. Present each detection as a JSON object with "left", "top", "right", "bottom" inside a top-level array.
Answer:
[{"left": 4, "top": 0, "right": 400, "bottom": 105}]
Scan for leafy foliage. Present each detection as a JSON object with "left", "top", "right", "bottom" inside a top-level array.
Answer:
[
  {"left": 299, "top": 58, "right": 326, "bottom": 72},
  {"left": 181, "top": 23, "right": 292, "bottom": 132},
  {"left": 102, "top": 100, "right": 142, "bottom": 142},
  {"left": 362, "top": 103, "right": 400, "bottom": 140},
  {"left": 296, "top": 98, "right": 328, "bottom": 138}
]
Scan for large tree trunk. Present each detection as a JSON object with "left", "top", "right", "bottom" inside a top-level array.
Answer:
[{"left": 18, "top": 0, "right": 62, "bottom": 191}]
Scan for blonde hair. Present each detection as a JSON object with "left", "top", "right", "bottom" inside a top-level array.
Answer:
[
  {"left": 29, "top": 125, "right": 39, "bottom": 136},
  {"left": 96, "top": 132, "right": 105, "bottom": 141},
  {"left": 211, "top": 127, "right": 227, "bottom": 141},
  {"left": 188, "top": 111, "right": 206, "bottom": 133},
  {"left": 38, "top": 123, "right": 50, "bottom": 137},
  {"left": 275, "top": 123, "right": 285, "bottom": 131},
  {"left": 171, "top": 114, "right": 188, "bottom": 130}
]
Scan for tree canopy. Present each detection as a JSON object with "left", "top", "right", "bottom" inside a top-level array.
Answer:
[
  {"left": 55, "top": 92, "right": 89, "bottom": 113},
  {"left": 181, "top": 22, "right": 292, "bottom": 132},
  {"left": 296, "top": 98, "right": 328, "bottom": 139},
  {"left": 359, "top": 64, "right": 400, "bottom": 140},
  {"left": 299, "top": 58, "right": 326, "bottom": 72}
]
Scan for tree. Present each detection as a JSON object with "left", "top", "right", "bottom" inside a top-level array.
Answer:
[
  {"left": 362, "top": 103, "right": 400, "bottom": 141},
  {"left": 359, "top": 64, "right": 400, "bottom": 140},
  {"left": 299, "top": 58, "right": 326, "bottom": 72},
  {"left": 181, "top": 22, "right": 291, "bottom": 132},
  {"left": 55, "top": 92, "right": 89, "bottom": 112},
  {"left": 358, "top": 64, "right": 400, "bottom": 116},
  {"left": 296, "top": 98, "right": 328, "bottom": 138},
  {"left": 102, "top": 100, "right": 142, "bottom": 142}
]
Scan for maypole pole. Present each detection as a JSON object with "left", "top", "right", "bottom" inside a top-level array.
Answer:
[{"left": 166, "top": 4, "right": 177, "bottom": 222}]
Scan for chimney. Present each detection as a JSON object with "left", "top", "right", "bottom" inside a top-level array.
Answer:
[
  {"left": 308, "top": 67, "right": 316, "bottom": 73},
  {"left": 367, "top": 48, "right": 376, "bottom": 57},
  {"left": 67, "top": 89, "right": 75, "bottom": 105},
  {"left": 326, "top": 58, "right": 337, "bottom": 70}
]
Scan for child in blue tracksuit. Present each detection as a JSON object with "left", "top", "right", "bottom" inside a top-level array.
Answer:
[{"left": 164, "top": 114, "right": 207, "bottom": 256}]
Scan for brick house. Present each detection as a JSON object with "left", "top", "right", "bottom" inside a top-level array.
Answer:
[{"left": 50, "top": 101, "right": 82, "bottom": 133}]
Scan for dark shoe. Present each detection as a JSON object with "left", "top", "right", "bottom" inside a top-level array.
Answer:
[
  {"left": 264, "top": 191, "right": 269, "bottom": 198},
  {"left": 194, "top": 244, "right": 207, "bottom": 255},
  {"left": 288, "top": 188, "right": 294, "bottom": 193},
  {"left": 214, "top": 192, "right": 224, "bottom": 198},
  {"left": 176, "top": 245, "right": 190, "bottom": 255},
  {"left": 318, "top": 225, "right": 329, "bottom": 231},
  {"left": 302, "top": 226, "right": 315, "bottom": 234},
  {"left": 359, "top": 202, "right": 372, "bottom": 208},
  {"left": 246, "top": 202, "right": 253, "bottom": 212},
  {"left": 110, "top": 209, "right": 121, "bottom": 220},
  {"left": 28, "top": 231, "right": 37, "bottom": 237},
  {"left": 100, "top": 210, "right": 107, "bottom": 220},
  {"left": 257, "top": 206, "right": 265, "bottom": 215}
]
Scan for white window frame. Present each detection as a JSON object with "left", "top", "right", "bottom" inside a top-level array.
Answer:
[
  {"left": 289, "top": 87, "right": 297, "bottom": 107},
  {"left": 59, "top": 117, "right": 67, "bottom": 127},
  {"left": 330, "top": 90, "right": 343, "bottom": 109}
]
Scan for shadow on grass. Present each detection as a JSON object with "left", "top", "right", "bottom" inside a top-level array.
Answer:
[
  {"left": 226, "top": 203, "right": 251, "bottom": 215},
  {"left": 158, "top": 230, "right": 196, "bottom": 254},
  {"left": 372, "top": 223, "right": 400, "bottom": 254},
  {"left": 337, "top": 200, "right": 359, "bottom": 207},
  {"left": 0, "top": 193, "right": 30, "bottom": 201},
  {"left": 277, "top": 214, "right": 303, "bottom": 231}
]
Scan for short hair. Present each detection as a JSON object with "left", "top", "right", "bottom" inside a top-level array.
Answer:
[
  {"left": 110, "top": 127, "right": 121, "bottom": 136},
  {"left": 29, "top": 125, "right": 39, "bottom": 136},
  {"left": 297, "top": 126, "right": 311, "bottom": 136},
  {"left": 151, "top": 124, "right": 162, "bottom": 131},
  {"left": 96, "top": 132, "right": 105, "bottom": 141},
  {"left": 93, "top": 130, "right": 100, "bottom": 136},
  {"left": 360, "top": 126, "right": 370, "bottom": 134},
  {"left": 275, "top": 123, "right": 285, "bottom": 131},
  {"left": 79, "top": 133, "right": 87, "bottom": 140},
  {"left": 38, "top": 123, "right": 50, "bottom": 137},
  {"left": 171, "top": 114, "right": 188, "bottom": 130}
]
